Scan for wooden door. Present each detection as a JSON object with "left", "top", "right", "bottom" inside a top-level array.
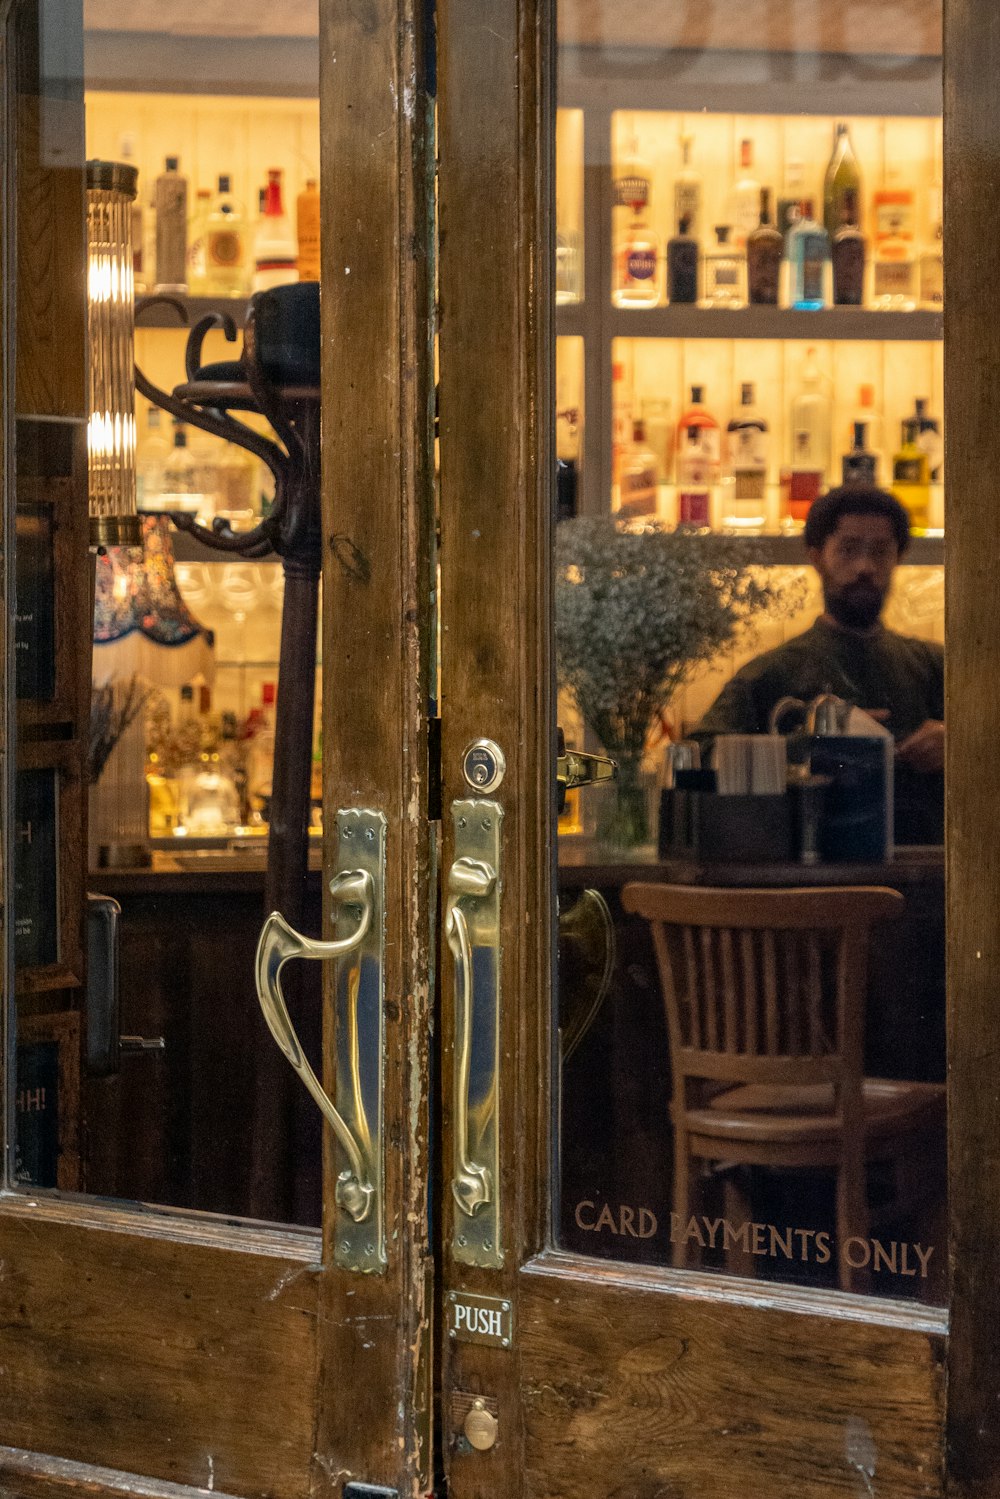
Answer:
[
  {"left": 0, "top": 1, "right": 435, "bottom": 1496},
  {"left": 429, "top": 0, "right": 996, "bottom": 1494}
]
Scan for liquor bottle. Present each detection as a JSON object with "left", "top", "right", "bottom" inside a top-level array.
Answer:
[
  {"left": 872, "top": 170, "right": 916, "bottom": 244},
  {"left": 137, "top": 405, "right": 169, "bottom": 510},
  {"left": 666, "top": 214, "right": 698, "bottom": 304},
  {"left": 154, "top": 156, "right": 188, "bottom": 292},
  {"left": 730, "top": 137, "right": 762, "bottom": 249},
  {"left": 296, "top": 178, "right": 321, "bottom": 282},
  {"left": 746, "top": 188, "right": 782, "bottom": 306},
  {"left": 673, "top": 133, "right": 702, "bottom": 239},
  {"left": 777, "top": 158, "right": 806, "bottom": 242},
  {"left": 119, "top": 136, "right": 145, "bottom": 293},
  {"left": 556, "top": 199, "right": 581, "bottom": 306},
  {"left": 787, "top": 200, "right": 831, "bottom": 311},
  {"left": 216, "top": 441, "right": 257, "bottom": 524},
  {"left": 613, "top": 202, "right": 660, "bottom": 307},
  {"left": 613, "top": 122, "right": 650, "bottom": 214},
  {"left": 831, "top": 187, "right": 866, "bottom": 306},
  {"left": 702, "top": 225, "right": 743, "bottom": 308},
  {"left": 723, "top": 382, "right": 768, "bottom": 532},
  {"left": 789, "top": 349, "right": 831, "bottom": 479},
  {"left": 161, "top": 423, "right": 199, "bottom": 511},
  {"left": 677, "top": 385, "right": 721, "bottom": 483},
  {"left": 919, "top": 188, "right": 943, "bottom": 310},
  {"left": 842, "top": 421, "right": 878, "bottom": 487},
  {"left": 252, "top": 169, "right": 297, "bottom": 292},
  {"left": 892, "top": 418, "right": 931, "bottom": 533},
  {"left": 676, "top": 425, "right": 712, "bottom": 528},
  {"left": 185, "top": 188, "right": 212, "bottom": 297},
  {"left": 619, "top": 419, "right": 659, "bottom": 517},
  {"left": 610, "top": 359, "right": 632, "bottom": 500},
  {"left": 206, "top": 175, "right": 248, "bottom": 296},
  {"left": 249, "top": 682, "right": 278, "bottom": 817},
  {"left": 823, "top": 122, "right": 862, "bottom": 242},
  {"left": 854, "top": 383, "right": 884, "bottom": 462},
  {"left": 641, "top": 399, "right": 673, "bottom": 486},
  {"left": 871, "top": 170, "right": 917, "bottom": 310},
  {"left": 780, "top": 430, "right": 824, "bottom": 526},
  {"left": 913, "top": 396, "right": 942, "bottom": 481}
]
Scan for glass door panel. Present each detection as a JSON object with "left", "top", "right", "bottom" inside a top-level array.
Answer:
[
  {"left": 553, "top": 0, "right": 946, "bottom": 1309},
  {"left": 11, "top": 3, "right": 327, "bottom": 1226}
]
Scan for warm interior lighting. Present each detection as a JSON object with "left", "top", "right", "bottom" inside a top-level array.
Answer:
[{"left": 86, "top": 158, "right": 141, "bottom": 548}]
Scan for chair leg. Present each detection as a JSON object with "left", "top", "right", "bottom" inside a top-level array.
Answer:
[
  {"left": 722, "top": 1170, "right": 756, "bottom": 1279},
  {"left": 671, "top": 1131, "right": 690, "bottom": 1269},
  {"left": 836, "top": 1156, "right": 870, "bottom": 1294}
]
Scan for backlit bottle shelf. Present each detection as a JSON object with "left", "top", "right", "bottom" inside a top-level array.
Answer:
[
  {"left": 607, "top": 305, "right": 943, "bottom": 342},
  {"left": 686, "top": 531, "right": 944, "bottom": 567}
]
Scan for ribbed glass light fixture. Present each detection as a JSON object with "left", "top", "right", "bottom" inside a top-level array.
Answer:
[{"left": 86, "top": 159, "right": 141, "bottom": 548}]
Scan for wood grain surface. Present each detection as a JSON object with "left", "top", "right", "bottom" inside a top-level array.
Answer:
[
  {"left": 0, "top": 1202, "right": 320, "bottom": 1498},
  {"left": 315, "top": 0, "right": 436, "bottom": 1491},
  {"left": 437, "top": 0, "right": 551, "bottom": 1493},
  {"left": 437, "top": 1, "right": 951, "bottom": 1496},
  {"left": 944, "top": 0, "right": 1000, "bottom": 1491},
  {"left": 520, "top": 1254, "right": 945, "bottom": 1499}
]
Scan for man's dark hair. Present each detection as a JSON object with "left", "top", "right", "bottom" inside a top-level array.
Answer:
[{"left": 804, "top": 485, "right": 911, "bottom": 554}]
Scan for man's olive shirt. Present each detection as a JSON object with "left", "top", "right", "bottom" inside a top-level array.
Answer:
[{"left": 692, "top": 616, "right": 944, "bottom": 843}]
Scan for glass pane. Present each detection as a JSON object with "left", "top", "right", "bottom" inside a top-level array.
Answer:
[
  {"left": 11, "top": 2, "right": 325, "bottom": 1224},
  {"left": 554, "top": 2, "right": 946, "bottom": 1303}
]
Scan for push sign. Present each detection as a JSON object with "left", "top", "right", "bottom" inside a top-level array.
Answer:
[{"left": 447, "top": 1291, "right": 513, "bottom": 1349}]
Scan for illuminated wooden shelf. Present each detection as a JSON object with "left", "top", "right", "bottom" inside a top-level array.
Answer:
[
  {"left": 700, "top": 532, "right": 944, "bottom": 567},
  {"left": 608, "top": 306, "right": 943, "bottom": 343}
]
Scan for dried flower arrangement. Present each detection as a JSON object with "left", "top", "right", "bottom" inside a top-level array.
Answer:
[{"left": 555, "top": 518, "right": 805, "bottom": 844}]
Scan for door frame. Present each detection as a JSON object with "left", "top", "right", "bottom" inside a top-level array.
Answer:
[
  {"left": 433, "top": 0, "right": 992, "bottom": 1493},
  {"left": 0, "top": 2, "right": 437, "bottom": 1496}
]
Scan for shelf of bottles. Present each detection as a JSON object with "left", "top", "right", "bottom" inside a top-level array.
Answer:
[
  {"left": 554, "top": 103, "right": 946, "bottom": 541},
  {"left": 83, "top": 91, "right": 324, "bottom": 840}
]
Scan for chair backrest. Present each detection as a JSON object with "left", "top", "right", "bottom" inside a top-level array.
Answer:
[{"left": 621, "top": 884, "right": 904, "bottom": 1099}]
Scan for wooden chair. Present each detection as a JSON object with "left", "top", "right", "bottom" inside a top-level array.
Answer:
[{"left": 620, "top": 883, "right": 945, "bottom": 1290}]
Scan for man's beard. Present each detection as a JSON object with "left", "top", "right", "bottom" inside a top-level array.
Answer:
[{"left": 825, "top": 581, "right": 885, "bottom": 630}]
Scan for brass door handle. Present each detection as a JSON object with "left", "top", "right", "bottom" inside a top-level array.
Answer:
[
  {"left": 447, "top": 801, "right": 503, "bottom": 1268},
  {"left": 556, "top": 748, "right": 618, "bottom": 794},
  {"left": 556, "top": 727, "right": 617, "bottom": 813},
  {"left": 255, "top": 867, "right": 376, "bottom": 1223},
  {"left": 446, "top": 858, "right": 497, "bottom": 1217}
]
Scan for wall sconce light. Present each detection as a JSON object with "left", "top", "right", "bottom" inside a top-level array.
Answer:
[{"left": 86, "top": 159, "right": 141, "bottom": 548}]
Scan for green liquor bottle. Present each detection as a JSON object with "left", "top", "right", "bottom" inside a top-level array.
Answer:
[{"left": 823, "top": 122, "right": 862, "bottom": 243}]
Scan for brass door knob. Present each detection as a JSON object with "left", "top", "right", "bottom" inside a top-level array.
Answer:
[{"left": 463, "top": 1399, "right": 498, "bottom": 1451}]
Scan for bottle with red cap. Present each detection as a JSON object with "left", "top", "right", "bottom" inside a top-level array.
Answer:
[{"left": 253, "top": 170, "right": 297, "bottom": 293}]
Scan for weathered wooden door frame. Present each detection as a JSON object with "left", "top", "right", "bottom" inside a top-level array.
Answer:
[
  {"left": 0, "top": 2, "right": 436, "bottom": 1496},
  {"left": 433, "top": 0, "right": 997, "bottom": 1493}
]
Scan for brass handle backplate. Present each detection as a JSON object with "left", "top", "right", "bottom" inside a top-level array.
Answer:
[
  {"left": 254, "top": 807, "right": 387, "bottom": 1273},
  {"left": 447, "top": 799, "right": 503, "bottom": 1269}
]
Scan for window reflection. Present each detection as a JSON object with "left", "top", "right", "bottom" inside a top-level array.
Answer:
[{"left": 554, "top": 0, "right": 946, "bottom": 1304}]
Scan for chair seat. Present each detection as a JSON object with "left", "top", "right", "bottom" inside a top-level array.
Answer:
[{"left": 683, "top": 1078, "right": 944, "bottom": 1148}]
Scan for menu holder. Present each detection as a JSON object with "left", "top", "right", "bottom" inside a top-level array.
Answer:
[
  {"left": 659, "top": 787, "right": 794, "bottom": 863},
  {"left": 808, "top": 735, "right": 892, "bottom": 862}
]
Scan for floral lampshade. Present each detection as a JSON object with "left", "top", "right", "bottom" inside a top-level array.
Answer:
[
  {"left": 86, "top": 159, "right": 141, "bottom": 549},
  {"left": 93, "top": 515, "right": 214, "bottom": 690}
]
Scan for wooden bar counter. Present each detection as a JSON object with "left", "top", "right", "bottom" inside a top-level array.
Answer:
[{"left": 85, "top": 852, "right": 325, "bottom": 1224}]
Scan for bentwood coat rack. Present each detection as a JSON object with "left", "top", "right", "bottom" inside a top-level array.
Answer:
[{"left": 135, "top": 285, "right": 321, "bottom": 931}]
